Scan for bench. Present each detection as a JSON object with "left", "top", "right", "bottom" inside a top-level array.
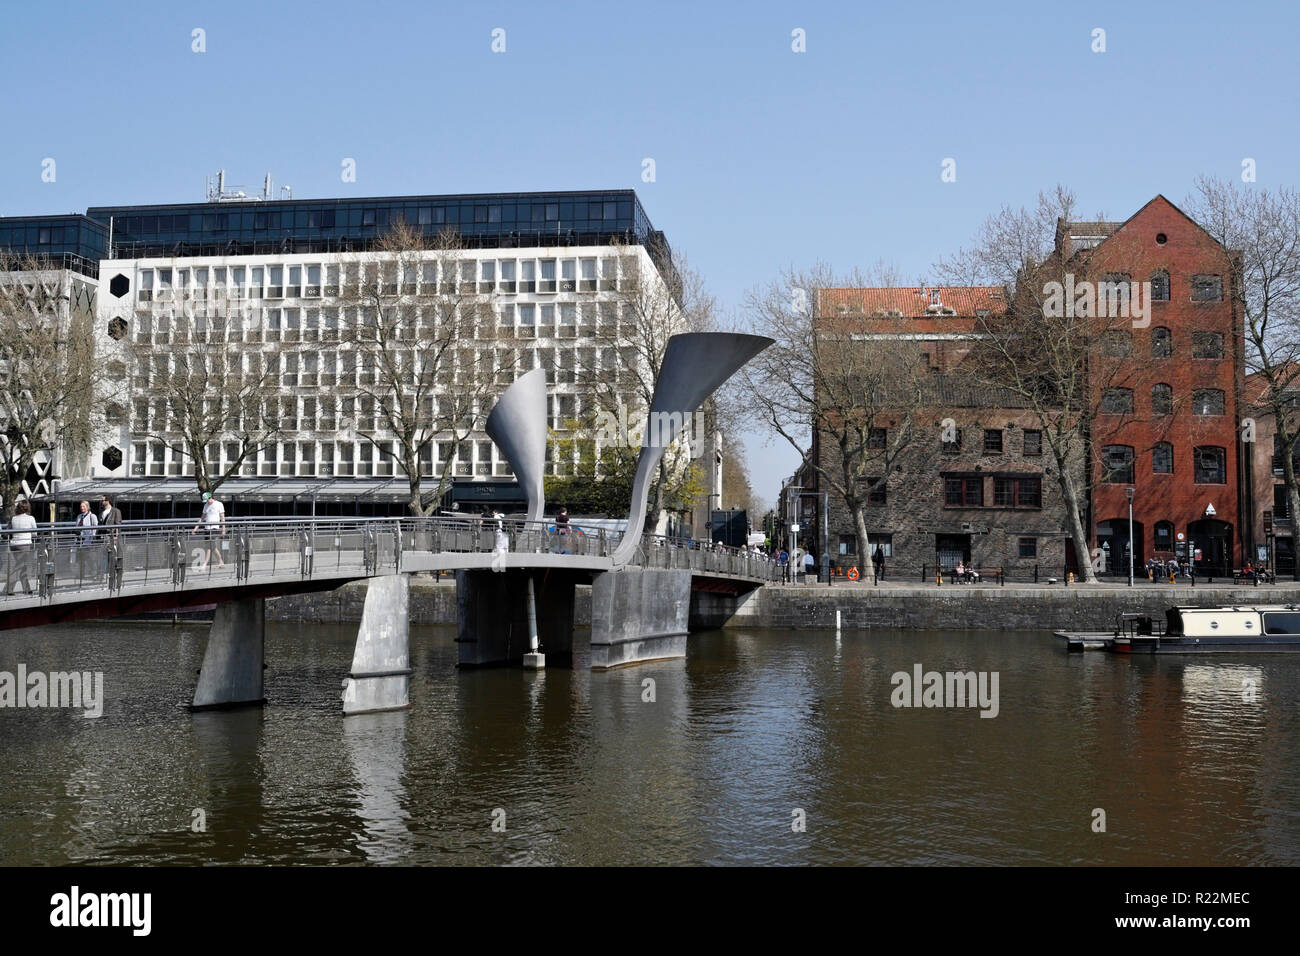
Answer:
[{"left": 1232, "top": 569, "right": 1274, "bottom": 585}]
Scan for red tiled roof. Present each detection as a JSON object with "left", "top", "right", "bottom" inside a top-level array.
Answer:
[{"left": 818, "top": 286, "right": 1004, "bottom": 318}]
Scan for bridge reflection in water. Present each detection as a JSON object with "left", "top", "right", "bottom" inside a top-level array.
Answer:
[{"left": 0, "top": 515, "right": 775, "bottom": 715}]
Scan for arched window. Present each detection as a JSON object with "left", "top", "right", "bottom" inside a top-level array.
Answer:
[
  {"left": 1150, "top": 271, "right": 1170, "bottom": 302},
  {"left": 1151, "top": 327, "right": 1172, "bottom": 358},
  {"left": 1101, "top": 388, "right": 1134, "bottom": 414},
  {"left": 1194, "top": 446, "right": 1226, "bottom": 484},
  {"left": 1154, "top": 520, "right": 1174, "bottom": 551},
  {"left": 1151, "top": 383, "right": 1173, "bottom": 416},
  {"left": 1102, "top": 445, "right": 1135, "bottom": 483},
  {"left": 1194, "top": 389, "right": 1225, "bottom": 415},
  {"left": 1153, "top": 442, "right": 1173, "bottom": 474}
]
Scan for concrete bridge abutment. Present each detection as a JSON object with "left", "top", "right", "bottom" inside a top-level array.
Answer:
[
  {"left": 590, "top": 568, "right": 692, "bottom": 670},
  {"left": 456, "top": 569, "right": 576, "bottom": 667},
  {"left": 342, "top": 574, "right": 413, "bottom": 715},
  {"left": 192, "top": 598, "right": 266, "bottom": 710}
]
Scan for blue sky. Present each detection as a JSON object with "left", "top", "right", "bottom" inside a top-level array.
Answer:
[{"left": 3, "top": 0, "right": 1297, "bottom": 508}]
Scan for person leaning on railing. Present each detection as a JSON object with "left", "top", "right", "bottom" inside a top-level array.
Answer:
[{"left": 5, "top": 500, "right": 38, "bottom": 596}]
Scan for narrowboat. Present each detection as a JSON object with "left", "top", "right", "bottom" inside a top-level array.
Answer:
[{"left": 1056, "top": 605, "right": 1300, "bottom": 654}]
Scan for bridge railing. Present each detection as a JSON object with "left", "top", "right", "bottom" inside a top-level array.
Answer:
[{"left": 0, "top": 515, "right": 777, "bottom": 603}]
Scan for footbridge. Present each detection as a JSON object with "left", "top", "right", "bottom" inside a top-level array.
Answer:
[
  {"left": 1, "top": 514, "right": 773, "bottom": 712},
  {"left": 1, "top": 330, "right": 776, "bottom": 715}
]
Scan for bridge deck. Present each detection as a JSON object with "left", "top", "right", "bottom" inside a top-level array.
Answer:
[{"left": 1, "top": 516, "right": 775, "bottom": 630}]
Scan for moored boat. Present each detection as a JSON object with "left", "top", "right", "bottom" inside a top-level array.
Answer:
[{"left": 1056, "top": 605, "right": 1300, "bottom": 654}]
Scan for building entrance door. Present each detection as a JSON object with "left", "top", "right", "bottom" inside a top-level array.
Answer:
[
  {"left": 935, "top": 534, "right": 971, "bottom": 570},
  {"left": 1187, "top": 519, "right": 1233, "bottom": 576}
]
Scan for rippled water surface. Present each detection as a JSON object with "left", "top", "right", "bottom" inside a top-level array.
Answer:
[{"left": 2, "top": 622, "right": 1298, "bottom": 865}]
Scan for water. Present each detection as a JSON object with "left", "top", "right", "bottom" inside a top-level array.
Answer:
[{"left": 2, "top": 621, "right": 1298, "bottom": 865}]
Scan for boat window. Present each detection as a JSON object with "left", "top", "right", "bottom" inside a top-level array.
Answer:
[{"left": 1261, "top": 612, "right": 1300, "bottom": 634}]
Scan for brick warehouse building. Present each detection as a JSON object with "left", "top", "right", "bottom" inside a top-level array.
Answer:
[
  {"left": 1065, "top": 196, "right": 1245, "bottom": 576},
  {"left": 804, "top": 196, "right": 1245, "bottom": 579}
]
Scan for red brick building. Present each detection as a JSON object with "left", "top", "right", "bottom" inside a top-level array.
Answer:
[{"left": 1064, "top": 196, "right": 1244, "bottom": 575}]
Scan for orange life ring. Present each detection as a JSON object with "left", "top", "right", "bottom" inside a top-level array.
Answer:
[{"left": 847, "top": 566, "right": 860, "bottom": 580}]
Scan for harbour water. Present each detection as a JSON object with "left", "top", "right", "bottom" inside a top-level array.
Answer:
[{"left": 1, "top": 621, "right": 1298, "bottom": 865}]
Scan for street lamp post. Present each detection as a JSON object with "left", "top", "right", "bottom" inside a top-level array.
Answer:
[{"left": 1126, "top": 487, "right": 1135, "bottom": 587}]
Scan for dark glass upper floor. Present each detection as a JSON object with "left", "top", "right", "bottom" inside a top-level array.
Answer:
[
  {"left": 0, "top": 215, "right": 108, "bottom": 277},
  {"left": 1, "top": 189, "right": 672, "bottom": 282}
]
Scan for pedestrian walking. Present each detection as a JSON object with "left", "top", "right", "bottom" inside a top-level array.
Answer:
[
  {"left": 191, "top": 491, "right": 227, "bottom": 571},
  {"left": 803, "top": 549, "right": 815, "bottom": 582},
  {"left": 554, "top": 505, "right": 571, "bottom": 554},
  {"left": 872, "top": 543, "right": 885, "bottom": 584},
  {"left": 99, "top": 495, "right": 122, "bottom": 582},
  {"left": 5, "top": 500, "right": 38, "bottom": 596},
  {"left": 75, "top": 499, "right": 99, "bottom": 583},
  {"left": 777, "top": 548, "right": 790, "bottom": 583}
]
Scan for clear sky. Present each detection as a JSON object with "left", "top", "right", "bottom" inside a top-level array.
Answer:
[{"left": 3, "top": 0, "right": 1297, "bottom": 509}]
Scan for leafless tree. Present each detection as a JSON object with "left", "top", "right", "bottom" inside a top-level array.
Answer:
[
  {"left": 738, "top": 262, "right": 936, "bottom": 563},
  {"left": 128, "top": 281, "right": 284, "bottom": 494},
  {"left": 936, "top": 186, "right": 1161, "bottom": 582},
  {"left": 340, "top": 221, "right": 501, "bottom": 515},
  {"left": 0, "top": 252, "right": 98, "bottom": 517},
  {"left": 575, "top": 240, "right": 715, "bottom": 524},
  {"left": 1186, "top": 178, "right": 1300, "bottom": 575}
]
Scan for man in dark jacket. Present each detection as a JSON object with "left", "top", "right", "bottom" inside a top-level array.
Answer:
[{"left": 872, "top": 544, "right": 886, "bottom": 583}]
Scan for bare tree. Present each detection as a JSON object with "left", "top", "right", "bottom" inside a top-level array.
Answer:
[
  {"left": 936, "top": 187, "right": 1161, "bottom": 582},
  {"left": 738, "top": 263, "right": 936, "bottom": 564},
  {"left": 1186, "top": 178, "right": 1300, "bottom": 576},
  {"left": 0, "top": 252, "right": 97, "bottom": 517},
  {"left": 128, "top": 284, "right": 286, "bottom": 495},
  {"left": 574, "top": 240, "right": 715, "bottom": 525},
  {"left": 340, "top": 221, "right": 501, "bottom": 516}
]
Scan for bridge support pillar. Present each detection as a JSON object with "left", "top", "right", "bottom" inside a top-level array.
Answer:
[
  {"left": 590, "top": 568, "right": 691, "bottom": 670},
  {"left": 456, "top": 569, "right": 574, "bottom": 667},
  {"left": 342, "top": 574, "right": 412, "bottom": 715},
  {"left": 192, "top": 598, "right": 265, "bottom": 710}
]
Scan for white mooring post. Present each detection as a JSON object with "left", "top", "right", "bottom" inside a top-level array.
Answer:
[{"left": 523, "top": 574, "right": 545, "bottom": 669}]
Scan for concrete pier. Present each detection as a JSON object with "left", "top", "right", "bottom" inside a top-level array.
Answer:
[
  {"left": 456, "top": 569, "right": 575, "bottom": 667},
  {"left": 590, "top": 568, "right": 692, "bottom": 669},
  {"left": 342, "top": 574, "right": 412, "bottom": 715},
  {"left": 192, "top": 598, "right": 265, "bottom": 710}
]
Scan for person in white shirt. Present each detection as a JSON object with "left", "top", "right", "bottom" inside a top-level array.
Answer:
[
  {"left": 191, "top": 491, "right": 227, "bottom": 570},
  {"left": 5, "top": 500, "right": 38, "bottom": 596},
  {"left": 75, "top": 499, "right": 99, "bottom": 582}
]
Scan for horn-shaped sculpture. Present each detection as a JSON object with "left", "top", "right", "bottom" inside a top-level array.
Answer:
[
  {"left": 612, "top": 332, "right": 773, "bottom": 565},
  {"left": 485, "top": 367, "right": 548, "bottom": 523}
]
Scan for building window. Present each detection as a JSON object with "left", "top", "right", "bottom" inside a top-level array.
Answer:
[
  {"left": 868, "top": 427, "right": 887, "bottom": 449},
  {"left": 1151, "top": 327, "right": 1172, "bottom": 358},
  {"left": 1018, "top": 537, "right": 1037, "bottom": 559},
  {"left": 1150, "top": 271, "right": 1170, "bottom": 301},
  {"left": 944, "top": 475, "right": 983, "bottom": 507},
  {"left": 1192, "top": 331, "right": 1224, "bottom": 359},
  {"left": 1275, "top": 484, "right": 1290, "bottom": 518},
  {"left": 1102, "top": 445, "right": 1135, "bottom": 483},
  {"left": 1023, "top": 429, "right": 1042, "bottom": 456},
  {"left": 1154, "top": 521, "right": 1174, "bottom": 551},
  {"left": 1191, "top": 275, "right": 1223, "bottom": 301},
  {"left": 1193, "top": 389, "right": 1225, "bottom": 416},
  {"left": 1194, "top": 446, "right": 1226, "bottom": 484},
  {"left": 1153, "top": 442, "right": 1173, "bottom": 474},
  {"left": 867, "top": 533, "right": 892, "bottom": 557},
  {"left": 838, "top": 534, "right": 857, "bottom": 556},
  {"left": 1102, "top": 330, "right": 1132, "bottom": 357},
  {"left": 867, "top": 478, "right": 886, "bottom": 505},
  {"left": 941, "top": 427, "right": 962, "bottom": 454},
  {"left": 1151, "top": 383, "right": 1173, "bottom": 416},
  {"left": 994, "top": 476, "right": 1041, "bottom": 508},
  {"left": 983, "top": 429, "right": 1003, "bottom": 453},
  {"left": 1101, "top": 388, "right": 1134, "bottom": 414}
]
